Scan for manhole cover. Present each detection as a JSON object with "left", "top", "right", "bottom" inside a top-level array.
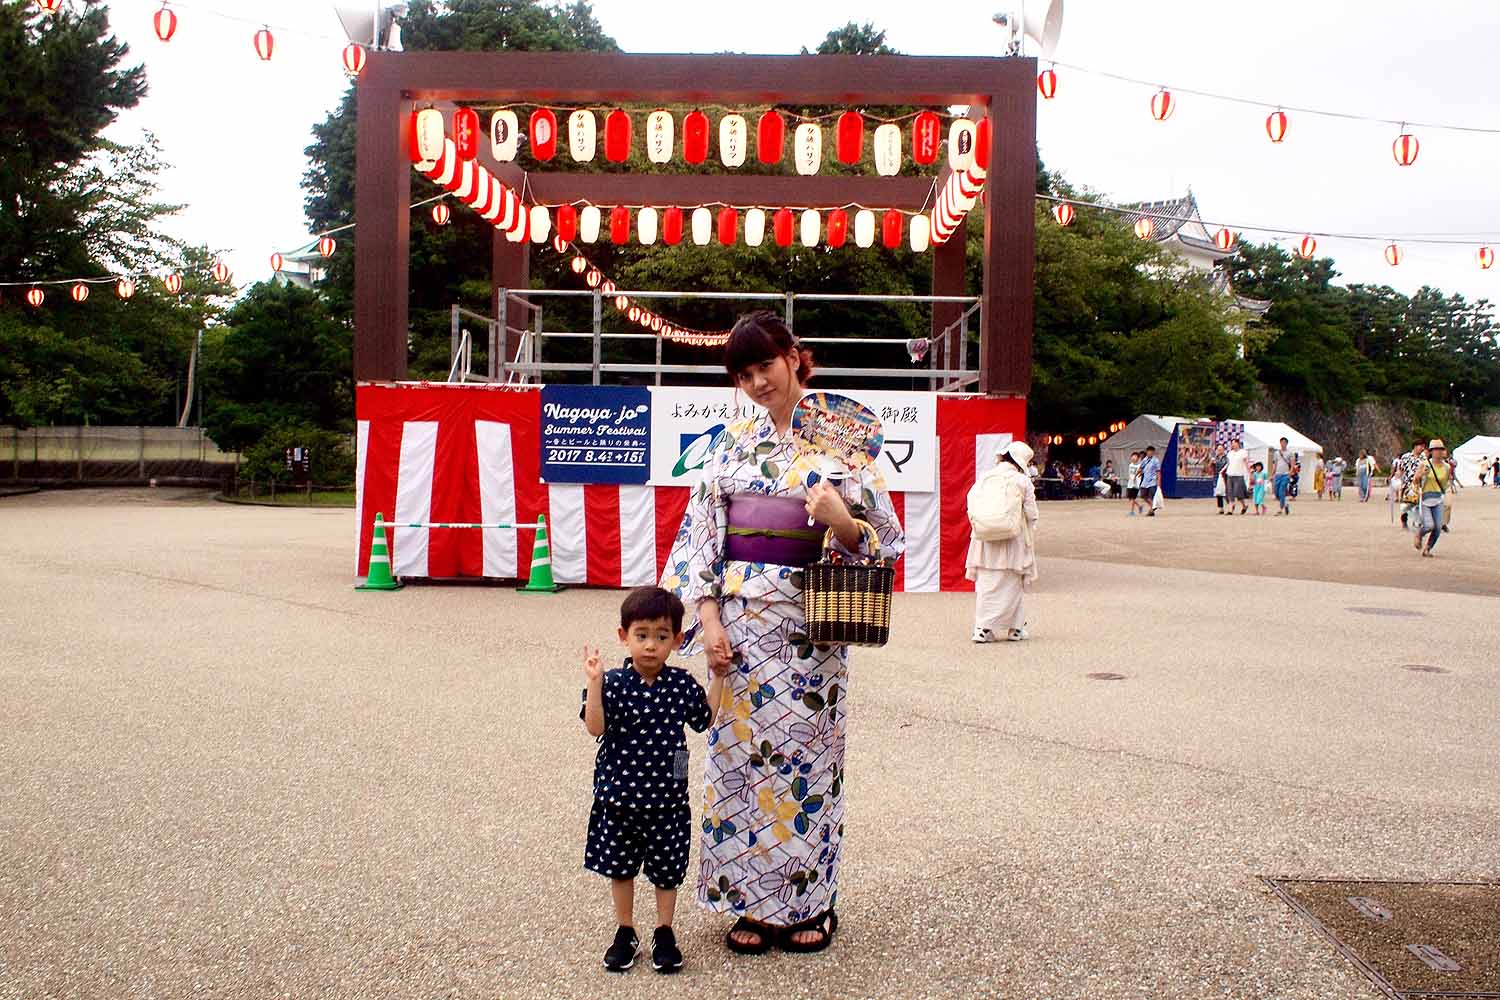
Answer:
[
  {"left": 1086, "top": 672, "right": 1126, "bottom": 681},
  {"left": 1263, "top": 878, "right": 1500, "bottom": 998},
  {"left": 1402, "top": 664, "right": 1451, "bottom": 674},
  {"left": 1347, "top": 606, "right": 1426, "bottom": 618}
]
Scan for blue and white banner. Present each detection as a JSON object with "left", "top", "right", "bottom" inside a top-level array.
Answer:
[{"left": 540, "top": 385, "right": 651, "bottom": 484}]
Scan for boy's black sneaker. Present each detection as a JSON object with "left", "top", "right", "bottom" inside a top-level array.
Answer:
[
  {"left": 651, "top": 925, "right": 683, "bottom": 973},
  {"left": 603, "top": 925, "right": 639, "bottom": 972}
]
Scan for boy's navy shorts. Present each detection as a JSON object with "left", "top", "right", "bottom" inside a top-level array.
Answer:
[{"left": 584, "top": 800, "right": 692, "bottom": 889}]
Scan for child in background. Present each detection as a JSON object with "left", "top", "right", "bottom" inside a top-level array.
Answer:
[
  {"left": 581, "top": 587, "right": 724, "bottom": 974},
  {"left": 1251, "top": 461, "right": 1269, "bottom": 515}
]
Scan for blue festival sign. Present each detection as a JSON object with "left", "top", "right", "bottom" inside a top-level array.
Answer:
[{"left": 540, "top": 385, "right": 651, "bottom": 484}]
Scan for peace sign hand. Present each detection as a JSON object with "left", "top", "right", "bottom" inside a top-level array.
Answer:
[{"left": 583, "top": 644, "right": 604, "bottom": 683}]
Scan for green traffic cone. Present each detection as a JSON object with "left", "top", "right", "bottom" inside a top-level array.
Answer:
[
  {"left": 517, "top": 515, "right": 564, "bottom": 593},
  {"left": 357, "top": 512, "right": 403, "bottom": 591}
]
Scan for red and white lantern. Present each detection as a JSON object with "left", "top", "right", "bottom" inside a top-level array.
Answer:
[
  {"left": 827, "top": 209, "right": 849, "bottom": 248},
  {"left": 341, "top": 43, "right": 366, "bottom": 78},
  {"left": 873, "top": 123, "right": 901, "bottom": 176},
  {"left": 556, "top": 204, "right": 578, "bottom": 242},
  {"left": 431, "top": 202, "right": 451, "bottom": 226},
  {"left": 610, "top": 206, "right": 630, "bottom": 245},
  {"left": 570, "top": 256, "right": 588, "bottom": 275},
  {"left": 318, "top": 237, "right": 336, "bottom": 258},
  {"left": 585, "top": 268, "right": 602, "bottom": 289},
  {"left": 568, "top": 110, "right": 597, "bottom": 162},
  {"left": 757, "top": 111, "right": 785, "bottom": 164},
  {"left": 490, "top": 110, "right": 519, "bottom": 161},
  {"left": 116, "top": 278, "right": 135, "bottom": 300},
  {"left": 717, "top": 207, "right": 739, "bottom": 245},
  {"left": 1150, "top": 88, "right": 1174, "bottom": 121},
  {"left": 912, "top": 110, "right": 942, "bottom": 165},
  {"left": 799, "top": 209, "right": 820, "bottom": 248},
  {"left": 25, "top": 288, "right": 44, "bottom": 307},
  {"left": 578, "top": 206, "right": 601, "bottom": 243},
  {"left": 212, "top": 260, "right": 231, "bottom": 283},
  {"left": 646, "top": 110, "right": 673, "bottom": 164},
  {"left": 604, "top": 109, "right": 632, "bottom": 162},
  {"left": 794, "top": 122, "right": 822, "bottom": 175},
  {"left": 743, "top": 209, "right": 765, "bottom": 247},
  {"left": 1037, "top": 67, "right": 1057, "bottom": 100},
  {"left": 836, "top": 111, "right": 863, "bottom": 165},
  {"left": 36, "top": 0, "right": 61, "bottom": 13},
  {"left": 163, "top": 273, "right": 183, "bottom": 295},
  {"left": 662, "top": 206, "right": 684, "bottom": 246},
  {"left": 881, "top": 209, "right": 903, "bottom": 249},
  {"left": 529, "top": 109, "right": 558, "bottom": 161},
  {"left": 1134, "top": 217, "right": 1155, "bottom": 240},
  {"left": 1392, "top": 130, "right": 1419, "bottom": 166},
  {"left": 253, "top": 26, "right": 274, "bottom": 62},
  {"left": 1265, "top": 109, "right": 1288, "bottom": 143},
  {"left": 71, "top": 283, "right": 89, "bottom": 303},
  {"left": 637, "top": 206, "right": 659, "bottom": 245},
  {"left": 772, "top": 208, "right": 794, "bottom": 247},
  {"left": 683, "top": 110, "right": 709, "bottom": 164},
  {"left": 1384, "top": 242, "right": 1404, "bottom": 266},
  {"left": 551, "top": 235, "right": 568, "bottom": 255},
  {"left": 269, "top": 253, "right": 284, "bottom": 272},
  {"left": 719, "top": 113, "right": 747, "bottom": 168},
  {"left": 414, "top": 108, "right": 445, "bottom": 165},
  {"left": 1297, "top": 235, "right": 1317, "bottom": 259},
  {"left": 947, "top": 119, "right": 977, "bottom": 171},
  {"left": 690, "top": 207, "right": 712, "bottom": 246},
  {"left": 154, "top": 4, "right": 178, "bottom": 42},
  {"left": 1214, "top": 227, "right": 1235, "bottom": 252},
  {"left": 1478, "top": 246, "right": 1496, "bottom": 270},
  {"left": 453, "top": 107, "right": 481, "bottom": 161},
  {"left": 1052, "top": 203, "right": 1075, "bottom": 226}
]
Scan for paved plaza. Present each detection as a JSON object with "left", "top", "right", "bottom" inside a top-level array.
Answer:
[{"left": 2, "top": 488, "right": 1496, "bottom": 999}]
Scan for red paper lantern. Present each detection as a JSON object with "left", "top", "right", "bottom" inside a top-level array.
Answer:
[
  {"left": 432, "top": 203, "right": 451, "bottom": 226},
  {"left": 529, "top": 109, "right": 558, "bottom": 161},
  {"left": 1297, "top": 235, "right": 1317, "bottom": 259},
  {"left": 682, "top": 110, "right": 709, "bottom": 164},
  {"left": 318, "top": 237, "right": 336, "bottom": 258},
  {"left": 585, "top": 268, "right": 602, "bottom": 289},
  {"left": 253, "top": 26, "right": 274, "bottom": 62},
  {"left": 269, "top": 253, "right": 284, "bottom": 272},
  {"left": 663, "top": 206, "right": 684, "bottom": 245},
  {"left": 1052, "top": 203, "right": 1075, "bottom": 226},
  {"left": 827, "top": 209, "right": 849, "bottom": 248},
  {"left": 35, "top": 0, "right": 60, "bottom": 13},
  {"left": 1384, "top": 243, "right": 1404, "bottom": 266},
  {"left": 1265, "top": 109, "right": 1287, "bottom": 143},
  {"left": 1214, "top": 227, "right": 1234, "bottom": 251},
  {"left": 651, "top": 316, "right": 663, "bottom": 332},
  {"left": 757, "top": 111, "right": 785, "bottom": 164},
  {"left": 341, "top": 43, "right": 366, "bottom": 78},
  {"left": 212, "top": 260, "right": 231, "bottom": 283},
  {"left": 835, "top": 111, "right": 863, "bottom": 165},
  {"left": 453, "top": 108, "right": 480, "bottom": 161},
  {"left": 1150, "top": 88, "right": 1174, "bottom": 121},
  {"left": 550, "top": 235, "right": 567, "bottom": 254},
  {"left": 555, "top": 204, "right": 578, "bottom": 242},
  {"left": 1392, "top": 131, "right": 1419, "bottom": 166},
  {"left": 609, "top": 206, "right": 629, "bottom": 245},
  {"left": 881, "top": 210, "right": 903, "bottom": 249},
  {"left": 604, "top": 109, "right": 632, "bottom": 162},
  {"left": 1478, "top": 246, "right": 1496, "bottom": 270},
  {"left": 116, "top": 279, "right": 135, "bottom": 300},
  {"left": 1037, "top": 68, "right": 1057, "bottom": 99},
  {"left": 71, "top": 283, "right": 89, "bottom": 303},
  {"left": 25, "top": 288, "right": 44, "bottom": 307},
  {"left": 1134, "top": 217, "right": 1155, "bottom": 240},
  {"left": 974, "top": 118, "right": 991, "bottom": 171},
  {"left": 772, "top": 208, "right": 794, "bottom": 247},
  {"left": 163, "top": 273, "right": 183, "bottom": 295},
  {"left": 911, "top": 111, "right": 942, "bottom": 166},
  {"left": 717, "top": 207, "right": 738, "bottom": 245},
  {"left": 628, "top": 306, "right": 641, "bottom": 322},
  {"left": 154, "top": 4, "right": 178, "bottom": 42}
]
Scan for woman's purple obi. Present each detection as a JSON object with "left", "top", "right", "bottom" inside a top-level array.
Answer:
[{"left": 725, "top": 494, "right": 826, "bottom": 566}]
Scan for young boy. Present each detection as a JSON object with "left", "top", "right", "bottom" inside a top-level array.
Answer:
[
  {"left": 581, "top": 586, "right": 723, "bottom": 974},
  {"left": 1126, "top": 451, "right": 1142, "bottom": 515}
]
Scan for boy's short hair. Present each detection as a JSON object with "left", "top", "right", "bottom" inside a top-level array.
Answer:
[{"left": 620, "top": 586, "right": 685, "bottom": 632}]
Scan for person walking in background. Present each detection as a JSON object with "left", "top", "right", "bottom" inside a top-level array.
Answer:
[
  {"left": 1225, "top": 437, "right": 1250, "bottom": 514},
  {"left": 1212, "top": 444, "right": 1229, "bottom": 514},
  {"left": 1356, "top": 450, "right": 1376, "bottom": 502},
  {"left": 1326, "top": 456, "right": 1347, "bottom": 500},
  {"left": 1312, "top": 455, "right": 1326, "bottom": 498},
  {"left": 1479, "top": 457, "right": 1489, "bottom": 488},
  {"left": 1413, "top": 439, "right": 1452, "bottom": 557},
  {"left": 1139, "top": 446, "right": 1162, "bottom": 517},
  {"left": 1250, "top": 462, "right": 1269, "bottom": 514},
  {"left": 967, "top": 441, "right": 1040, "bottom": 643},
  {"left": 1272, "top": 438, "right": 1294, "bottom": 515},
  {"left": 1288, "top": 456, "right": 1302, "bottom": 501},
  {"left": 1126, "top": 451, "right": 1142, "bottom": 516},
  {"left": 1492, "top": 456, "right": 1499, "bottom": 487},
  {"left": 1396, "top": 439, "right": 1427, "bottom": 530}
]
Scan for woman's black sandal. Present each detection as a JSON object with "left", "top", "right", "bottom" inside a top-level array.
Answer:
[
  {"left": 725, "top": 917, "right": 774, "bottom": 955},
  {"left": 776, "top": 909, "right": 838, "bottom": 953}
]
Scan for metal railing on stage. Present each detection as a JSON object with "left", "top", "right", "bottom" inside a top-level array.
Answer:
[{"left": 446, "top": 288, "right": 982, "bottom": 391}]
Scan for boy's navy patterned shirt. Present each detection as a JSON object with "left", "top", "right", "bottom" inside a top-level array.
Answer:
[{"left": 580, "top": 660, "right": 712, "bottom": 808}]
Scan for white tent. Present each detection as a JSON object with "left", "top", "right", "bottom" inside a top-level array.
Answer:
[
  {"left": 1453, "top": 435, "right": 1500, "bottom": 486},
  {"left": 1233, "top": 420, "right": 1324, "bottom": 493},
  {"left": 1099, "top": 414, "right": 1191, "bottom": 484}
]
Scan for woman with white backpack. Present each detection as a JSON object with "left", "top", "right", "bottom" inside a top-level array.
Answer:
[{"left": 966, "top": 440, "right": 1040, "bottom": 643}]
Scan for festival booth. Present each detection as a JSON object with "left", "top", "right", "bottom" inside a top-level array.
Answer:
[
  {"left": 355, "top": 382, "right": 1025, "bottom": 593},
  {"left": 1159, "top": 419, "right": 1323, "bottom": 498},
  {"left": 1453, "top": 435, "right": 1500, "bottom": 486},
  {"left": 1099, "top": 414, "right": 1192, "bottom": 486}
]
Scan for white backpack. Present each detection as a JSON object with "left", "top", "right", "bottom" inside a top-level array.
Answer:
[{"left": 968, "top": 468, "right": 1025, "bottom": 542}]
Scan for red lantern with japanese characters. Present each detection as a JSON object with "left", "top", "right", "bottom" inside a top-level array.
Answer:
[
  {"left": 529, "top": 109, "right": 558, "bottom": 161},
  {"left": 911, "top": 111, "right": 942, "bottom": 165},
  {"left": 453, "top": 107, "right": 481, "bottom": 161}
]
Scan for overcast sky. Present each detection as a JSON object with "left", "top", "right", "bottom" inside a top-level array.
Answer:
[{"left": 101, "top": 0, "right": 1500, "bottom": 311}]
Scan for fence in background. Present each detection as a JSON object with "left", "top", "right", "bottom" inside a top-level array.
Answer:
[{"left": 0, "top": 426, "right": 238, "bottom": 486}]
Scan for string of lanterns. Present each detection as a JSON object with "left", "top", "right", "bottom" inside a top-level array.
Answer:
[
  {"left": 1038, "top": 421, "right": 1128, "bottom": 449},
  {"left": 552, "top": 236, "right": 731, "bottom": 347}
]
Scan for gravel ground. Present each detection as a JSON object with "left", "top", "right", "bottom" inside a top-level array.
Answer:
[{"left": 2, "top": 488, "right": 1496, "bottom": 999}]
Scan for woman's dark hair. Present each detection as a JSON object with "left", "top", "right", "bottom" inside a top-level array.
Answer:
[
  {"left": 1002, "top": 453, "right": 1026, "bottom": 472},
  {"left": 723, "top": 310, "right": 814, "bottom": 385}
]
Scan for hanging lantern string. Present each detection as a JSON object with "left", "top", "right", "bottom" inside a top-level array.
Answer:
[
  {"left": 519, "top": 185, "right": 942, "bottom": 218},
  {"left": 550, "top": 240, "right": 731, "bottom": 345},
  {"left": 471, "top": 101, "right": 967, "bottom": 126},
  {"left": 1038, "top": 194, "right": 1500, "bottom": 246},
  {"left": 1046, "top": 59, "right": 1500, "bottom": 137},
  {"left": 112, "top": 0, "right": 350, "bottom": 44}
]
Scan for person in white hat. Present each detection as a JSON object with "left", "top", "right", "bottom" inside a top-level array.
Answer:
[
  {"left": 965, "top": 439, "right": 1040, "bottom": 642},
  {"left": 1413, "top": 438, "right": 1452, "bottom": 557}
]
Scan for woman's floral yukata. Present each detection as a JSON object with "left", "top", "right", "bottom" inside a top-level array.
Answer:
[{"left": 661, "top": 413, "right": 904, "bottom": 927}]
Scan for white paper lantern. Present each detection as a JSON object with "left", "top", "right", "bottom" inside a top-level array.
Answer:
[
  {"left": 794, "top": 123, "right": 822, "bottom": 175},
  {"left": 455, "top": 160, "right": 478, "bottom": 201},
  {"left": 638, "top": 206, "right": 659, "bottom": 245},
  {"left": 528, "top": 205, "right": 551, "bottom": 243},
  {"left": 691, "top": 207, "right": 712, "bottom": 246},
  {"left": 433, "top": 138, "right": 460, "bottom": 188},
  {"left": 579, "top": 205, "right": 602, "bottom": 243},
  {"left": 568, "top": 110, "right": 597, "bottom": 162},
  {"left": 909, "top": 215, "right": 931, "bottom": 252},
  {"left": 799, "top": 209, "right": 821, "bottom": 247},
  {"left": 646, "top": 111, "right": 674, "bottom": 164},
  {"left": 948, "top": 119, "right": 977, "bottom": 171},
  {"left": 854, "top": 209, "right": 876, "bottom": 247},
  {"left": 505, "top": 219, "right": 526, "bottom": 242},
  {"left": 415, "top": 108, "right": 445, "bottom": 163},
  {"left": 490, "top": 110, "right": 519, "bottom": 161},
  {"left": 744, "top": 208, "right": 766, "bottom": 247},
  {"left": 873, "top": 123, "right": 902, "bottom": 176},
  {"left": 719, "top": 113, "right": 747, "bottom": 168}
]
